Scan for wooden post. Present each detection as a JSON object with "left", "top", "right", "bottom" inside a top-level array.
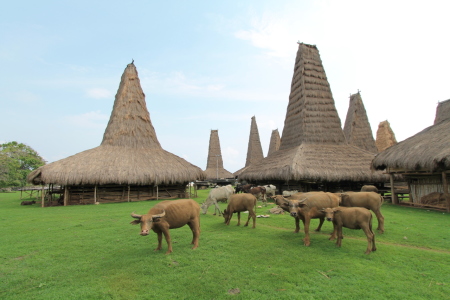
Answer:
[
  {"left": 127, "top": 185, "right": 130, "bottom": 202},
  {"left": 156, "top": 185, "right": 159, "bottom": 200},
  {"left": 442, "top": 171, "right": 449, "bottom": 213},
  {"left": 41, "top": 185, "right": 45, "bottom": 207},
  {"left": 390, "top": 173, "right": 398, "bottom": 204},
  {"left": 94, "top": 185, "right": 97, "bottom": 204},
  {"left": 64, "top": 186, "right": 69, "bottom": 206}
]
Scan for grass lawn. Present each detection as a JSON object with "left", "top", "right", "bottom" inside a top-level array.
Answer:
[{"left": 1, "top": 189, "right": 449, "bottom": 299}]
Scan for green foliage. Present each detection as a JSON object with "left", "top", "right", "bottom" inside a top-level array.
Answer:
[
  {"left": 1, "top": 190, "right": 449, "bottom": 299},
  {"left": 0, "top": 141, "right": 45, "bottom": 188}
]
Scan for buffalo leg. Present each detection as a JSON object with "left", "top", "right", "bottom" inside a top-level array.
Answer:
[
  {"left": 236, "top": 212, "right": 241, "bottom": 226},
  {"left": 361, "top": 225, "right": 375, "bottom": 254},
  {"left": 162, "top": 228, "right": 172, "bottom": 254},
  {"left": 294, "top": 217, "right": 300, "bottom": 233},
  {"left": 187, "top": 220, "right": 200, "bottom": 249},
  {"left": 329, "top": 223, "right": 337, "bottom": 240},
  {"left": 336, "top": 226, "right": 343, "bottom": 248},
  {"left": 303, "top": 216, "right": 311, "bottom": 246},
  {"left": 315, "top": 217, "right": 325, "bottom": 232},
  {"left": 213, "top": 200, "right": 222, "bottom": 216},
  {"left": 155, "top": 230, "right": 163, "bottom": 251},
  {"left": 373, "top": 209, "right": 385, "bottom": 233}
]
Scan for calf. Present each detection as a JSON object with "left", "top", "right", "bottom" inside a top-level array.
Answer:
[
  {"left": 322, "top": 207, "right": 376, "bottom": 255},
  {"left": 222, "top": 194, "right": 257, "bottom": 228},
  {"left": 130, "top": 199, "right": 200, "bottom": 254},
  {"left": 340, "top": 192, "right": 385, "bottom": 233},
  {"left": 21, "top": 200, "right": 36, "bottom": 205},
  {"left": 287, "top": 192, "right": 340, "bottom": 246}
]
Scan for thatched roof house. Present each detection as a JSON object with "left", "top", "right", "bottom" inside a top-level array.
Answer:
[
  {"left": 233, "top": 116, "right": 264, "bottom": 177},
  {"left": 239, "top": 43, "right": 387, "bottom": 191},
  {"left": 267, "top": 129, "right": 281, "bottom": 157},
  {"left": 372, "top": 99, "right": 450, "bottom": 210},
  {"left": 204, "top": 130, "right": 233, "bottom": 179},
  {"left": 343, "top": 92, "right": 377, "bottom": 153},
  {"left": 28, "top": 62, "right": 205, "bottom": 205},
  {"left": 376, "top": 120, "right": 397, "bottom": 152}
]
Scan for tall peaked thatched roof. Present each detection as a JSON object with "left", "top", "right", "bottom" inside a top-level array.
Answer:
[
  {"left": 376, "top": 120, "right": 397, "bottom": 152},
  {"left": 267, "top": 129, "right": 281, "bottom": 157},
  {"left": 372, "top": 99, "right": 450, "bottom": 172},
  {"left": 204, "top": 130, "right": 233, "bottom": 179},
  {"left": 239, "top": 43, "right": 386, "bottom": 183},
  {"left": 28, "top": 62, "right": 205, "bottom": 186},
  {"left": 233, "top": 116, "right": 264, "bottom": 176},
  {"left": 343, "top": 92, "right": 377, "bottom": 153}
]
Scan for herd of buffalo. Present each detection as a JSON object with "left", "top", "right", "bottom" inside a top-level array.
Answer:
[{"left": 129, "top": 184, "right": 384, "bottom": 255}]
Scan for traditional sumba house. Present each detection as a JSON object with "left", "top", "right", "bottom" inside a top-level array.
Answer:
[
  {"left": 27, "top": 62, "right": 205, "bottom": 206},
  {"left": 267, "top": 129, "right": 281, "bottom": 157},
  {"left": 372, "top": 99, "right": 450, "bottom": 211},
  {"left": 376, "top": 120, "right": 397, "bottom": 152},
  {"left": 343, "top": 92, "right": 377, "bottom": 153},
  {"left": 233, "top": 116, "right": 264, "bottom": 177},
  {"left": 239, "top": 43, "right": 388, "bottom": 192},
  {"left": 203, "top": 130, "right": 233, "bottom": 179}
]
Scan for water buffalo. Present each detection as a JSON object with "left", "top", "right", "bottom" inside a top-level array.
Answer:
[
  {"left": 201, "top": 185, "right": 234, "bottom": 215},
  {"left": 340, "top": 192, "right": 385, "bottom": 233},
  {"left": 322, "top": 207, "right": 376, "bottom": 254},
  {"left": 361, "top": 185, "right": 378, "bottom": 193},
  {"left": 130, "top": 199, "right": 200, "bottom": 254},
  {"left": 21, "top": 200, "right": 36, "bottom": 205},
  {"left": 249, "top": 186, "right": 267, "bottom": 206},
  {"left": 223, "top": 193, "right": 257, "bottom": 228}
]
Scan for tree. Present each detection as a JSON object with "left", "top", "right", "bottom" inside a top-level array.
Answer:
[{"left": 0, "top": 142, "right": 46, "bottom": 188}]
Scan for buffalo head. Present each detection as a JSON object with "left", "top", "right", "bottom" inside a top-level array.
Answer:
[{"left": 130, "top": 210, "right": 166, "bottom": 236}]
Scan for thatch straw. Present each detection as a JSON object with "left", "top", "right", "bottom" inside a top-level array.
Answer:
[
  {"left": 240, "top": 43, "right": 387, "bottom": 183},
  {"left": 28, "top": 62, "right": 205, "bottom": 185},
  {"left": 233, "top": 116, "right": 264, "bottom": 176},
  {"left": 267, "top": 129, "right": 281, "bottom": 156},
  {"left": 372, "top": 101, "right": 450, "bottom": 172},
  {"left": 375, "top": 120, "right": 397, "bottom": 152},
  {"left": 204, "top": 130, "right": 233, "bottom": 179},
  {"left": 343, "top": 92, "right": 377, "bottom": 153}
]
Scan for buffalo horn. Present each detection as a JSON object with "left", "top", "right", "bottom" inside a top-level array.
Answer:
[
  {"left": 131, "top": 212, "right": 142, "bottom": 219},
  {"left": 152, "top": 210, "right": 166, "bottom": 219}
]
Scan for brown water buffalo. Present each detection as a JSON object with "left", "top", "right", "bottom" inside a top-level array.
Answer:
[
  {"left": 322, "top": 207, "right": 376, "bottom": 254},
  {"left": 21, "top": 200, "right": 36, "bottom": 205},
  {"left": 361, "top": 185, "right": 378, "bottom": 193},
  {"left": 287, "top": 192, "right": 340, "bottom": 246},
  {"left": 130, "top": 199, "right": 200, "bottom": 254},
  {"left": 340, "top": 192, "right": 385, "bottom": 233},
  {"left": 249, "top": 186, "right": 267, "bottom": 206},
  {"left": 223, "top": 193, "right": 257, "bottom": 228}
]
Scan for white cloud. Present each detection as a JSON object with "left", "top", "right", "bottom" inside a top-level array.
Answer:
[{"left": 86, "top": 88, "right": 113, "bottom": 99}]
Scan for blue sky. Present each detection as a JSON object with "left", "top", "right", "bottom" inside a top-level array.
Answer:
[{"left": 1, "top": 0, "right": 449, "bottom": 173}]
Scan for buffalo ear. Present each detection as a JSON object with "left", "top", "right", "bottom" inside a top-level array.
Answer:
[
  {"left": 152, "top": 218, "right": 161, "bottom": 223},
  {"left": 130, "top": 220, "right": 140, "bottom": 225}
]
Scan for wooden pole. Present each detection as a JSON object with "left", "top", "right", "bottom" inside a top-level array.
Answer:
[
  {"left": 390, "top": 173, "right": 398, "bottom": 204},
  {"left": 64, "top": 186, "right": 69, "bottom": 206},
  {"left": 156, "top": 185, "right": 159, "bottom": 200},
  {"left": 94, "top": 185, "right": 97, "bottom": 204},
  {"left": 442, "top": 171, "right": 449, "bottom": 213},
  {"left": 127, "top": 185, "right": 130, "bottom": 202},
  {"left": 41, "top": 185, "right": 45, "bottom": 207}
]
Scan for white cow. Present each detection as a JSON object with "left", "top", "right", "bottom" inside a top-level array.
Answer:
[
  {"left": 263, "top": 185, "right": 277, "bottom": 197},
  {"left": 283, "top": 190, "right": 299, "bottom": 197},
  {"left": 201, "top": 185, "right": 235, "bottom": 215}
]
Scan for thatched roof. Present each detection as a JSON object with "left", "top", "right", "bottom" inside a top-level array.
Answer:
[
  {"left": 239, "top": 43, "right": 387, "bottom": 183},
  {"left": 343, "top": 92, "right": 377, "bottom": 153},
  {"left": 28, "top": 62, "right": 205, "bottom": 186},
  {"left": 267, "top": 129, "right": 281, "bottom": 157},
  {"left": 376, "top": 120, "right": 397, "bottom": 152},
  {"left": 204, "top": 130, "right": 233, "bottom": 179},
  {"left": 372, "top": 99, "right": 450, "bottom": 173},
  {"left": 233, "top": 116, "right": 264, "bottom": 176}
]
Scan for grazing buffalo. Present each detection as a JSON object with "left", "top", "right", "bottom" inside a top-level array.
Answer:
[
  {"left": 249, "top": 186, "right": 267, "bottom": 206},
  {"left": 21, "top": 200, "right": 36, "bottom": 205},
  {"left": 262, "top": 184, "right": 277, "bottom": 197},
  {"left": 286, "top": 192, "right": 340, "bottom": 246},
  {"left": 223, "top": 193, "right": 257, "bottom": 228},
  {"left": 340, "top": 192, "right": 385, "bottom": 233},
  {"left": 282, "top": 190, "right": 299, "bottom": 197},
  {"left": 201, "top": 185, "right": 234, "bottom": 215},
  {"left": 322, "top": 207, "right": 376, "bottom": 254},
  {"left": 130, "top": 199, "right": 200, "bottom": 254}
]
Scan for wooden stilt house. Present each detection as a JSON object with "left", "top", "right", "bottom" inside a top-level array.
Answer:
[{"left": 27, "top": 62, "right": 205, "bottom": 206}]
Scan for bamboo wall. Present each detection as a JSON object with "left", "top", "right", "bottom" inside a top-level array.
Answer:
[{"left": 408, "top": 174, "right": 447, "bottom": 204}]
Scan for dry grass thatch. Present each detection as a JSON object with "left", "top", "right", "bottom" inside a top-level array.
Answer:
[
  {"left": 343, "top": 92, "right": 377, "bottom": 153},
  {"left": 376, "top": 120, "right": 397, "bottom": 152},
  {"left": 233, "top": 116, "right": 264, "bottom": 176},
  {"left": 28, "top": 62, "right": 205, "bottom": 185},
  {"left": 240, "top": 43, "right": 387, "bottom": 183},
  {"left": 434, "top": 99, "right": 450, "bottom": 124},
  {"left": 267, "top": 129, "right": 281, "bottom": 157},
  {"left": 204, "top": 130, "right": 233, "bottom": 179}
]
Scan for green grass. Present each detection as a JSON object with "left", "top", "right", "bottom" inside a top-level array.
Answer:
[{"left": 1, "top": 190, "right": 449, "bottom": 299}]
